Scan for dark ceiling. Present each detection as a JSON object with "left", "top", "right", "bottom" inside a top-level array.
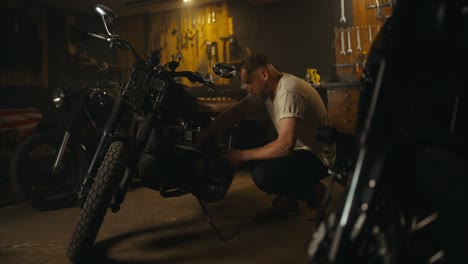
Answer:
[{"left": 37, "top": 0, "right": 294, "bottom": 17}]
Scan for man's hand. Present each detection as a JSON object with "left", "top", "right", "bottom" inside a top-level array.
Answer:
[{"left": 222, "top": 149, "right": 247, "bottom": 168}]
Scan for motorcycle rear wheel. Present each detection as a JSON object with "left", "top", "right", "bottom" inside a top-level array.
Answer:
[
  {"left": 67, "top": 141, "right": 128, "bottom": 263},
  {"left": 192, "top": 154, "right": 236, "bottom": 203},
  {"left": 9, "top": 133, "right": 88, "bottom": 211}
]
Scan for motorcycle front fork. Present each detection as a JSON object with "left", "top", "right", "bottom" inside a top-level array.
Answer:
[
  {"left": 52, "top": 131, "right": 71, "bottom": 173},
  {"left": 77, "top": 97, "right": 128, "bottom": 201},
  {"left": 111, "top": 113, "right": 158, "bottom": 213}
]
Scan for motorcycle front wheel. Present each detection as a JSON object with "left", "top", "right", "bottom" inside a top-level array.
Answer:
[
  {"left": 9, "top": 132, "right": 88, "bottom": 211},
  {"left": 67, "top": 141, "right": 128, "bottom": 263}
]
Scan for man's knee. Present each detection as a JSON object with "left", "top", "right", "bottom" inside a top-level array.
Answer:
[{"left": 251, "top": 168, "right": 273, "bottom": 193}]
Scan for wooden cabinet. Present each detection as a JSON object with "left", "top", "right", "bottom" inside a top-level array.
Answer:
[{"left": 326, "top": 87, "right": 360, "bottom": 135}]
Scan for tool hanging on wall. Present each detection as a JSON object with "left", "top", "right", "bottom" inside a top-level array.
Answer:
[
  {"left": 205, "top": 42, "right": 218, "bottom": 63},
  {"left": 160, "top": 17, "right": 168, "bottom": 50},
  {"left": 340, "top": 0, "right": 346, "bottom": 23},
  {"left": 374, "top": 0, "right": 383, "bottom": 19},
  {"left": 220, "top": 36, "right": 229, "bottom": 62},
  {"left": 184, "top": 28, "right": 196, "bottom": 50},
  {"left": 195, "top": 30, "right": 199, "bottom": 57},
  {"left": 173, "top": 14, "right": 183, "bottom": 61},
  {"left": 340, "top": 28, "right": 346, "bottom": 55},
  {"left": 347, "top": 28, "right": 352, "bottom": 54},
  {"left": 229, "top": 35, "right": 242, "bottom": 61},
  {"left": 199, "top": 9, "right": 206, "bottom": 40},
  {"left": 204, "top": 41, "right": 218, "bottom": 79},
  {"left": 366, "top": 1, "right": 392, "bottom": 9},
  {"left": 356, "top": 26, "right": 361, "bottom": 51},
  {"left": 366, "top": 0, "right": 393, "bottom": 20}
]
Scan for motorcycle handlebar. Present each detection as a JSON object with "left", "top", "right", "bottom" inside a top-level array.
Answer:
[
  {"left": 87, "top": 32, "right": 108, "bottom": 40},
  {"left": 87, "top": 32, "right": 144, "bottom": 63},
  {"left": 88, "top": 33, "right": 217, "bottom": 90},
  {"left": 174, "top": 71, "right": 216, "bottom": 90}
]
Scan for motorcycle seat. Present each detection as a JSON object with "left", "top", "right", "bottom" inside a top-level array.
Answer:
[{"left": 196, "top": 97, "right": 238, "bottom": 114}]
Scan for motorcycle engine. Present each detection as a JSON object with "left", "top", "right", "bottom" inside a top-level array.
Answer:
[{"left": 138, "top": 120, "right": 237, "bottom": 202}]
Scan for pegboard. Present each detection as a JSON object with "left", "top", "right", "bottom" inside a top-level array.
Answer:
[{"left": 333, "top": 0, "right": 393, "bottom": 80}]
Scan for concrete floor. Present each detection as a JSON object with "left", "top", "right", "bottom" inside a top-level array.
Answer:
[{"left": 0, "top": 170, "right": 344, "bottom": 264}]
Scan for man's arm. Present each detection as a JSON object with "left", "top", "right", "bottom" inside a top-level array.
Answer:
[
  {"left": 223, "top": 117, "right": 299, "bottom": 167},
  {"left": 196, "top": 94, "right": 264, "bottom": 143}
]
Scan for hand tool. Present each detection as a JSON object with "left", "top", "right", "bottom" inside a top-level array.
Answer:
[
  {"left": 340, "top": 0, "right": 346, "bottom": 23},
  {"left": 375, "top": 0, "right": 383, "bottom": 18},
  {"left": 356, "top": 26, "right": 361, "bottom": 51},
  {"left": 340, "top": 29, "right": 346, "bottom": 55},
  {"left": 347, "top": 28, "right": 352, "bottom": 54}
]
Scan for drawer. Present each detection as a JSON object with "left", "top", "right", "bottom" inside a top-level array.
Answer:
[
  {"left": 328, "top": 115, "right": 357, "bottom": 130},
  {"left": 327, "top": 89, "right": 360, "bottom": 103},
  {"left": 327, "top": 102, "right": 359, "bottom": 116}
]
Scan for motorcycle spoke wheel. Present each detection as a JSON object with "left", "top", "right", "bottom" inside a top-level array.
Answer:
[
  {"left": 67, "top": 141, "right": 128, "bottom": 263},
  {"left": 9, "top": 133, "right": 87, "bottom": 211}
]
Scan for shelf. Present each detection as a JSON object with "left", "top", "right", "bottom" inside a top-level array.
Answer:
[{"left": 312, "top": 81, "right": 361, "bottom": 90}]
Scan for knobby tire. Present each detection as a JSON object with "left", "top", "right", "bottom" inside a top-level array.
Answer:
[{"left": 67, "top": 141, "right": 128, "bottom": 263}]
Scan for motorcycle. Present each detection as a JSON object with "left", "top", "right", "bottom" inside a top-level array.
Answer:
[
  {"left": 307, "top": 1, "right": 466, "bottom": 263},
  {"left": 9, "top": 76, "right": 115, "bottom": 211},
  {"left": 67, "top": 4, "right": 239, "bottom": 263}
]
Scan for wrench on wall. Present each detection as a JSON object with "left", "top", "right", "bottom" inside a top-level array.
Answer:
[
  {"left": 347, "top": 28, "right": 352, "bottom": 54},
  {"left": 356, "top": 26, "right": 361, "bottom": 51},
  {"left": 375, "top": 0, "right": 383, "bottom": 18},
  {"left": 340, "top": 29, "right": 346, "bottom": 55},
  {"left": 340, "top": 0, "right": 346, "bottom": 23}
]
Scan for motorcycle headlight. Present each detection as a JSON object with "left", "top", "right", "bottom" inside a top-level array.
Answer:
[{"left": 51, "top": 88, "right": 65, "bottom": 109}]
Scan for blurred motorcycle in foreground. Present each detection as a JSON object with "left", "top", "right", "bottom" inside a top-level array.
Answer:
[{"left": 308, "top": 1, "right": 467, "bottom": 263}]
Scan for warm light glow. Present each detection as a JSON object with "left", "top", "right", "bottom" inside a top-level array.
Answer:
[{"left": 183, "top": 0, "right": 192, "bottom": 3}]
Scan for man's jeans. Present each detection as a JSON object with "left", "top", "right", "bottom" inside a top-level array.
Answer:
[{"left": 248, "top": 150, "right": 327, "bottom": 201}]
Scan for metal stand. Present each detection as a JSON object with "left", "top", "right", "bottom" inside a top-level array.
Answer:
[
  {"left": 315, "top": 171, "right": 337, "bottom": 229},
  {"left": 196, "top": 196, "right": 235, "bottom": 242}
]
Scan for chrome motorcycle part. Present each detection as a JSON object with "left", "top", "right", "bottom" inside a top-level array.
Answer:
[
  {"left": 51, "top": 87, "right": 65, "bottom": 109},
  {"left": 212, "top": 63, "right": 237, "bottom": 78},
  {"left": 52, "top": 131, "right": 71, "bottom": 171}
]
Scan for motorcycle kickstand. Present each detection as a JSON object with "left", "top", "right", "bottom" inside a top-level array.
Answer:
[
  {"left": 315, "top": 172, "right": 336, "bottom": 229},
  {"left": 195, "top": 197, "right": 235, "bottom": 242}
]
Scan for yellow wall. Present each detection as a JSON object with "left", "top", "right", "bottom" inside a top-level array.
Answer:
[
  {"left": 146, "top": 2, "right": 231, "bottom": 86},
  {"left": 110, "top": 3, "right": 232, "bottom": 87}
]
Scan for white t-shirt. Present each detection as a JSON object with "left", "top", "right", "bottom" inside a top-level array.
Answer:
[{"left": 242, "top": 73, "right": 336, "bottom": 167}]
